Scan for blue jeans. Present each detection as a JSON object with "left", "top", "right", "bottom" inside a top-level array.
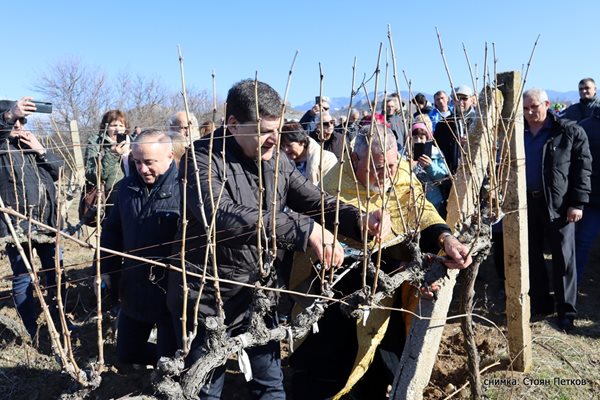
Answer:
[
  {"left": 6, "top": 242, "right": 62, "bottom": 338},
  {"left": 575, "top": 205, "right": 600, "bottom": 284},
  {"left": 116, "top": 311, "right": 177, "bottom": 365}
]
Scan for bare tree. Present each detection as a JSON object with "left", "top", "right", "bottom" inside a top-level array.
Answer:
[
  {"left": 33, "top": 58, "right": 111, "bottom": 140},
  {"left": 114, "top": 72, "right": 172, "bottom": 129},
  {"left": 169, "top": 86, "right": 217, "bottom": 124}
]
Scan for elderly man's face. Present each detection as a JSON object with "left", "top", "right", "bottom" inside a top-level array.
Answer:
[
  {"left": 353, "top": 147, "right": 399, "bottom": 193},
  {"left": 171, "top": 114, "right": 193, "bottom": 137},
  {"left": 229, "top": 116, "right": 281, "bottom": 161},
  {"left": 523, "top": 95, "right": 549, "bottom": 126},
  {"left": 385, "top": 99, "right": 400, "bottom": 115},
  {"left": 454, "top": 94, "right": 473, "bottom": 112},
  {"left": 579, "top": 81, "right": 596, "bottom": 100},
  {"left": 434, "top": 93, "right": 449, "bottom": 112},
  {"left": 132, "top": 139, "right": 174, "bottom": 186}
]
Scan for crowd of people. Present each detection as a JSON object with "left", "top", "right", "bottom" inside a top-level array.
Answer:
[{"left": 0, "top": 75, "right": 598, "bottom": 398}]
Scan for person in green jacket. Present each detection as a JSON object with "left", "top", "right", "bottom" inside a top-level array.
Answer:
[{"left": 83, "top": 109, "right": 131, "bottom": 221}]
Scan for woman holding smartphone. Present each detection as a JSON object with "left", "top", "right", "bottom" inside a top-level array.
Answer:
[
  {"left": 83, "top": 110, "right": 131, "bottom": 220},
  {"left": 411, "top": 122, "right": 449, "bottom": 215}
]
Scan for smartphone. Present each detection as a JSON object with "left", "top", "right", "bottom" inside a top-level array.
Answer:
[
  {"left": 413, "top": 142, "right": 433, "bottom": 161},
  {"left": 32, "top": 101, "right": 53, "bottom": 114},
  {"left": 116, "top": 133, "right": 127, "bottom": 143},
  {"left": 315, "top": 96, "right": 321, "bottom": 104}
]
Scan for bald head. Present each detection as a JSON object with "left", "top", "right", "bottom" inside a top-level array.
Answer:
[{"left": 132, "top": 130, "right": 174, "bottom": 186}]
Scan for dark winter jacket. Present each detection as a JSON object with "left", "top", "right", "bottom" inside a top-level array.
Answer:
[
  {"left": 0, "top": 135, "right": 62, "bottom": 245},
  {"left": 101, "top": 162, "right": 180, "bottom": 323},
  {"left": 299, "top": 109, "right": 319, "bottom": 132},
  {"left": 388, "top": 113, "right": 407, "bottom": 150},
  {"left": 562, "top": 95, "right": 600, "bottom": 122},
  {"left": 309, "top": 129, "right": 345, "bottom": 159},
  {"left": 433, "top": 107, "right": 477, "bottom": 174},
  {"left": 167, "top": 128, "right": 363, "bottom": 330},
  {"left": 527, "top": 113, "right": 592, "bottom": 220},
  {"left": 577, "top": 111, "right": 600, "bottom": 207}
]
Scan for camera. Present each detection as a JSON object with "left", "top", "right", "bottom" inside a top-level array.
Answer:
[{"left": 32, "top": 101, "right": 53, "bottom": 114}]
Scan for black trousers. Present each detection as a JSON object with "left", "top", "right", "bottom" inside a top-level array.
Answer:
[{"left": 527, "top": 195, "right": 577, "bottom": 318}]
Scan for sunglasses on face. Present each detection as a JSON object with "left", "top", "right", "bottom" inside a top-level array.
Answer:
[{"left": 322, "top": 121, "right": 335, "bottom": 127}]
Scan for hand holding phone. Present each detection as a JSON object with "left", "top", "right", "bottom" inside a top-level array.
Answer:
[
  {"left": 31, "top": 101, "right": 53, "bottom": 114},
  {"left": 413, "top": 141, "right": 433, "bottom": 161}
]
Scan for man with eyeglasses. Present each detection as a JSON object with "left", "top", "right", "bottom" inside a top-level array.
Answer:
[
  {"left": 562, "top": 77, "right": 600, "bottom": 122},
  {"left": 433, "top": 85, "right": 477, "bottom": 175},
  {"left": 430, "top": 85, "right": 478, "bottom": 218},
  {"left": 0, "top": 97, "right": 65, "bottom": 339},
  {"left": 290, "top": 124, "right": 472, "bottom": 399},
  {"left": 300, "top": 95, "right": 330, "bottom": 132},
  {"left": 309, "top": 110, "right": 344, "bottom": 158},
  {"left": 167, "top": 111, "right": 199, "bottom": 140},
  {"left": 523, "top": 88, "right": 591, "bottom": 333}
]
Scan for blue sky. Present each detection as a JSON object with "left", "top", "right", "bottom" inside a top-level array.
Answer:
[{"left": 3, "top": 0, "right": 596, "bottom": 107}]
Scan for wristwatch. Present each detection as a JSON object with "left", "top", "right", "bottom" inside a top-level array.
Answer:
[{"left": 438, "top": 232, "right": 453, "bottom": 249}]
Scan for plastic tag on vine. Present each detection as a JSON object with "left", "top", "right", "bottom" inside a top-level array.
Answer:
[
  {"left": 286, "top": 327, "right": 294, "bottom": 353},
  {"left": 238, "top": 349, "right": 253, "bottom": 382},
  {"left": 362, "top": 308, "right": 370, "bottom": 326}
]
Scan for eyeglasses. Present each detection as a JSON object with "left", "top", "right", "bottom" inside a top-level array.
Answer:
[
  {"left": 322, "top": 106, "right": 330, "bottom": 111},
  {"left": 456, "top": 96, "right": 470, "bottom": 102},
  {"left": 322, "top": 121, "right": 335, "bottom": 127}
]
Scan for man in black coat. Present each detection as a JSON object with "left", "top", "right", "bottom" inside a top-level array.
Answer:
[
  {"left": 523, "top": 88, "right": 592, "bottom": 332},
  {"left": 168, "top": 79, "right": 390, "bottom": 399},
  {"left": 561, "top": 77, "right": 600, "bottom": 122},
  {"left": 1, "top": 97, "right": 64, "bottom": 339},
  {"left": 433, "top": 84, "right": 477, "bottom": 175},
  {"left": 101, "top": 129, "right": 180, "bottom": 365}
]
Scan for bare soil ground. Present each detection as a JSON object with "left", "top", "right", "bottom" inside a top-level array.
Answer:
[{"left": 0, "top": 223, "right": 598, "bottom": 399}]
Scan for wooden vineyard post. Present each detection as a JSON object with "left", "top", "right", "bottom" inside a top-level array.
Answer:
[
  {"left": 497, "top": 71, "right": 532, "bottom": 372},
  {"left": 69, "top": 120, "right": 85, "bottom": 185},
  {"left": 392, "top": 84, "right": 504, "bottom": 399}
]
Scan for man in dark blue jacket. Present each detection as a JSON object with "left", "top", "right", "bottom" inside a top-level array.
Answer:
[
  {"left": 101, "top": 129, "right": 180, "bottom": 365},
  {"left": 523, "top": 88, "right": 592, "bottom": 332}
]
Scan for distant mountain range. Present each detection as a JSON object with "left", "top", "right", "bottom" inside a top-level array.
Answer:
[{"left": 294, "top": 90, "right": 581, "bottom": 112}]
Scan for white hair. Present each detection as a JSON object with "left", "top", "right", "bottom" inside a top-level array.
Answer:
[
  {"left": 523, "top": 88, "right": 549, "bottom": 103},
  {"left": 352, "top": 124, "right": 397, "bottom": 158}
]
